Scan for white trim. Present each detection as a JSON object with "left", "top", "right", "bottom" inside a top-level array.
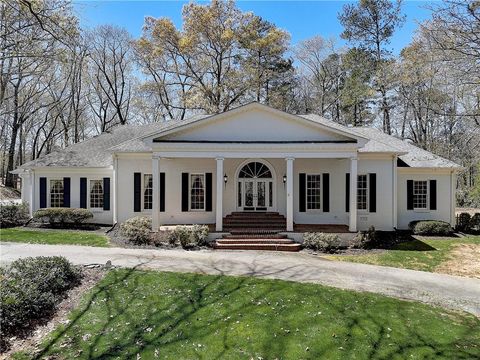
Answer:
[
  {"left": 305, "top": 173, "right": 322, "bottom": 212},
  {"left": 412, "top": 180, "right": 429, "bottom": 211},
  {"left": 148, "top": 102, "right": 369, "bottom": 143},
  {"left": 392, "top": 155, "right": 398, "bottom": 229},
  {"left": 216, "top": 158, "right": 224, "bottom": 231},
  {"left": 356, "top": 174, "right": 369, "bottom": 213},
  {"left": 286, "top": 158, "right": 294, "bottom": 231},
  {"left": 189, "top": 173, "right": 206, "bottom": 211},
  {"left": 88, "top": 178, "right": 105, "bottom": 211},
  {"left": 152, "top": 150, "right": 357, "bottom": 159},
  {"left": 349, "top": 157, "right": 358, "bottom": 232},
  {"left": 234, "top": 159, "right": 277, "bottom": 212}
]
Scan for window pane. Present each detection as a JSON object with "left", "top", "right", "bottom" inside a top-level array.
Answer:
[
  {"left": 306, "top": 175, "right": 321, "bottom": 210},
  {"left": 190, "top": 174, "right": 205, "bottom": 210},
  {"left": 413, "top": 180, "right": 428, "bottom": 209},
  {"left": 90, "top": 180, "right": 104, "bottom": 208},
  {"left": 269, "top": 181, "right": 273, "bottom": 207},
  {"left": 50, "top": 180, "right": 64, "bottom": 208},
  {"left": 357, "top": 175, "right": 368, "bottom": 210},
  {"left": 144, "top": 174, "right": 153, "bottom": 210}
]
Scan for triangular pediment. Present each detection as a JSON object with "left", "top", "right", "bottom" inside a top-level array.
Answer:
[{"left": 151, "top": 103, "right": 363, "bottom": 143}]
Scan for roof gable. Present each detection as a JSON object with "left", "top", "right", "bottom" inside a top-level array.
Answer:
[{"left": 152, "top": 103, "right": 366, "bottom": 143}]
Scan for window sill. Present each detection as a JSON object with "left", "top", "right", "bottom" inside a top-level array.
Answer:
[
  {"left": 90, "top": 208, "right": 104, "bottom": 213},
  {"left": 413, "top": 209, "right": 430, "bottom": 213}
]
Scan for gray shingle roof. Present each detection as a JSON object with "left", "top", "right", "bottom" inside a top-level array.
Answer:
[
  {"left": 352, "top": 127, "right": 461, "bottom": 168},
  {"left": 14, "top": 109, "right": 461, "bottom": 171}
]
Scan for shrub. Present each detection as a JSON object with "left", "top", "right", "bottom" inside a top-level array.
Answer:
[
  {"left": 120, "top": 216, "right": 152, "bottom": 245},
  {"left": 33, "top": 207, "right": 93, "bottom": 227},
  {"left": 303, "top": 232, "right": 345, "bottom": 253},
  {"left": 0, "top": 202, "right": 30, "bottom": 228},
  {"left": 352, "top": 226, "right": 378, "bottom": 249},
  {"left": 456, "top": 212, "right": 472, "bottom": 232},
  {"left": 409, "top": 220, "right": 453, "bottom": 236},
  {"left": 0, "top": 257, "right": 82, "bottom": 342},
  {"left": 470, "top": 213, "right": 480, "bottom": 230},
  {"left": 168, "top": 225, "right": 209, "bottom": 249}
]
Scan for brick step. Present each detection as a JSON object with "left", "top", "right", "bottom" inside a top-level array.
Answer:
[
  {"left": 222, "top": 233, "right": 288, "bottom": 239},
  {"left": 228, "top": 229, "right": 283, "bottom": 235},
  {"left": 223, "top": 222, "right": 286, "bottom": 227},
  {"left": 229, "top": 212, "right": 280, "bottom": 216},
  {"left": 224, "top": 217, "right": 286, "bottom": 221},
  {"left": 213, "top": 242, "right": 301, "bottom": 252},
  {"left": 217, "top": 239, "right": 295, "bottom": 245}
]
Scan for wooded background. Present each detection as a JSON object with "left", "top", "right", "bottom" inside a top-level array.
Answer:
[{"left": 1, "top": 0, "right": 479, "bottom": 206}]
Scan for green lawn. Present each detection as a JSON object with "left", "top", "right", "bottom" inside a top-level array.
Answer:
[
  {"left": 326, "top": 236, "right": 480, "bottom": 273},
  {"left": 15, "top": 270, "right": 480, "bottom": 360},
  {"left": 0, "top": 228, "right": 109, "bottom": 247}
]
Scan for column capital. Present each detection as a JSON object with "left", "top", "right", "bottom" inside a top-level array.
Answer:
[
  {"left": 285, "top": 157, "right": 295, "bottom": 162},
  {"left": 215, "top": 157, "right": 224, "bottom": 161}
]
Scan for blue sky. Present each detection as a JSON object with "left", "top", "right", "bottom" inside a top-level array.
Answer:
[{"left": 73, "top": 1, "right": 433, "bottom": 54}]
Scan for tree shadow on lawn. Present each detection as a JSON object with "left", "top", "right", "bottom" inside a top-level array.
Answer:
[{"left": 33, "top": 262, "right": 479, "bottom": 360}]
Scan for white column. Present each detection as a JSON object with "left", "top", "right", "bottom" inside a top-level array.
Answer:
[
  {"left": 29, "top": 170, "right": 35, "bottom": 217},
  {"left": 152, "top": 156, "right": 160, "bottom": 231},
  {"left": 392, "top": 155, "right": 397, "bottom": 229},
  {"left": 286, "top": 157, "right": 294, "bottom": 231},
  {"left": 113, "top": 155, "right": 118, "bottom": 224},
  {"left": 349, "top": 157, "right": 358, "bottom": 232},
  {"left": 216, "top": 157, "right": 224, "bottom": 232},
  {"left": 450, "top": 171, "right": 456, "bottom": 226}
]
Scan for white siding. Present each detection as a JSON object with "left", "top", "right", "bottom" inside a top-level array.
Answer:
[
  {"left": 164, "top": 108, "right": 350, "bottom": 142},
  {"left": 397, "top": 170, "right": 454, "bottom": 229},
  {"left": 30, "top": 169, "right": 113, "bottom": 224}
]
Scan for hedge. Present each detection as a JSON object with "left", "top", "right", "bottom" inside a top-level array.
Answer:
[
  {"left": 409, "top": 220, "right": 453, "bottom": 236},
  {"left": 33, "top": 207, "right": 93, "bottom": 227}
]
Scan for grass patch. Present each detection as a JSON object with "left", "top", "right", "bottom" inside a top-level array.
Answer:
[
  {"left": 15, "top": 269, "right": 480, "bottom": 359},
  {"left": 0, "top": 228, "right": 109, "bottom": 247},
  {"left": 327, "top": 236, "right": 480, "bottom": 273}
]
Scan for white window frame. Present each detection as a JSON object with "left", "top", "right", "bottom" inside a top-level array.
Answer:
[
  {"left": 49, "top": 179, "right": 64, "bottom": 208},
  {"left": 143, "top": 174, "right": 153, "bottom": 211},
  {"left": 413, "top": 180, "right": 429, "bottom": 211},
  {"left": 305, "top": 174, "right": 322, "bottom": 211},
  {"left": 357, "top": 174, "right": 369, "bottom": 212},
  {"left": 89, "top": 179, "right": 104, "bottom": 210},
  {"left": 189, "top": 173, "right": 206, "bottom": 211}
]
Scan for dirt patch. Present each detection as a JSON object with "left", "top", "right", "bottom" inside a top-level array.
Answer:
[
  {"left": 0, "top": 268, "right": 106, "bottom": 359},
  {"left": 436, "top": 244, "right": 480, "bottom": 279}
]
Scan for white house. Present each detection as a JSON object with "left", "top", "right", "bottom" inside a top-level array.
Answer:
[{"left": 13, "top": 103, "right": 461, "bottom": 234}]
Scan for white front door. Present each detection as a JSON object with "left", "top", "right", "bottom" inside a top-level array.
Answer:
[{"left": 240, "top": 179, "right": 271, "bottom": 211}]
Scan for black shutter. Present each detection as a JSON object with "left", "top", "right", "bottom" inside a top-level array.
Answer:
[
  {"left": 345, "top": 173, "right": 350, "bottom": 212},
  {"left": 429, "top": 180, "right": 437, "bottom": 210},
  {"left": 407, "top": 180, "right": 414, "bottom": 210},
  {"left": 181, "top": 173, "right": 189, "bottom": 212},
  {"left": 80, "top": 177, "right": 87, "bottom": 208},
  {"left": 160, "top": 172, "right": 165, "bottom": 212},
  {"left": 299, "top": 173, "right": 306, "bottom": 212},
  {"left": 323, "top": 173, "right": 330, "bottom": 212},
  {"left": 63, "top": 177, "right": 70, "bottom": 207},
  {"left": 40, "top": 177, "right": 47, "bottom": 208},
  {"left": 369, "top": 173, "right": 376, "bottom": 213},
  {"left": 134, "top": 172, "right": 141, "bottom": 212},
  {"left": 103, "top": 177, "right": 110, "bottom": 210},
  {"left": 205, "top": 173, "right": 213, "bottom": 211}
]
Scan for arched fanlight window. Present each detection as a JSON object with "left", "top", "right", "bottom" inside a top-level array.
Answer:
[{"left": 239, "top": 162, "right": 272, "bottom": 178}]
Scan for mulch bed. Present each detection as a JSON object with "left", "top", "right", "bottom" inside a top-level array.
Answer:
[{"left": 0, "top": 268, "right": 107, "bottom": 359}]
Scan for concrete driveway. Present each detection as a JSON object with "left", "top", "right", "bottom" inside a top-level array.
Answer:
[{"left": 1, "top": 241, "right": 479, "bottom": 316}]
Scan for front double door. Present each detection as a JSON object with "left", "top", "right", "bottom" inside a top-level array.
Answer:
[{"left": 241, "top": 179, "right": 271, "bottom": 211}]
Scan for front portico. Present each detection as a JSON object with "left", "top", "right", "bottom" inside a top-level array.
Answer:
[{"left": 150, "top": 147, "right": 361, "bottom": 233}]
